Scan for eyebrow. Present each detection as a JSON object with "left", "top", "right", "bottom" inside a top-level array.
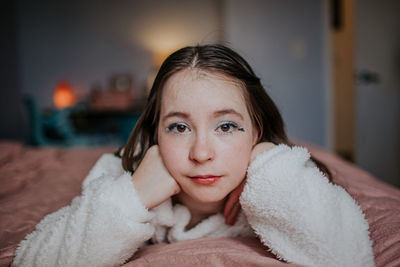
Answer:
[
  {"left": 161, "top": 109, "right": 244, "bottom": 121},
  {"left": 162, "top": 111, "right": 189, "bottom": 121},
  {"left": 213, "top": 109, "right": 244, "bottom": 120}
]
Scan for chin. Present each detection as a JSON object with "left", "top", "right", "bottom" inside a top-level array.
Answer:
[{"left": 189, "top": 191, "right": 228, "bottom": 204}]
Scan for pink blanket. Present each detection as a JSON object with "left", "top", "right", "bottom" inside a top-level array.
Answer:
[{"left": 0, "top": 141, "right": 399, "bottom": 266}]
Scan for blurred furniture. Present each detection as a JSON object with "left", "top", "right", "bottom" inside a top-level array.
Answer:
[
  {"left": 71, "top": 109, "right": 141, "bottom": 144},
  {"left": 90, "top": 90, "right": 134, "bottom": 111},
  {"left": 89, "top": 73, "right": 145, "bottom": 112},
  {"left": 23, "top": 95, "right": 139, "bottom": 147}
]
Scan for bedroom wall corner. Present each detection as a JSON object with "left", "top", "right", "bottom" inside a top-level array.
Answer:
[{"left": 0, "top": 0, "right": 28, "bottom": 143}]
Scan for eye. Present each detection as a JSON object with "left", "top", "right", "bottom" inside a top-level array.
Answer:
[
  {"left": 216, "top": 121, "right": 239, "bottom": 134},
  {"left": 166, "top": 122, "right": 190, "bottom": 134}
]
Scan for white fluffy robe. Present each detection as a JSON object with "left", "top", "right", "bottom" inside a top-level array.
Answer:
[{"left": 13, "top": 145, "right": 375, "bottom": 267}]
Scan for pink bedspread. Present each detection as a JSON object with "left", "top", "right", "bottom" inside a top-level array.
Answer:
[{"left": 0, "top": 141, "right": 399, "bottom": 266}]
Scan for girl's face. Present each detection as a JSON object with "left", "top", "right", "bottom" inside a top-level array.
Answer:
[{"left": 158, "top": 69, "right": 257, "bottom": 204}]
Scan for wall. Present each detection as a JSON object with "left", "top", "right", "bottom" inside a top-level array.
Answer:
[
  {"left": 16, "top": 0, "right": 221, "bottom": 109},
  {"left": 223, "top": 0, "right": 328, "bottom": 147},
  {"left": 0, "top": 0, "right": 27, "bottom": 141},
  {"left": 6, "top": 0, "right": 330, "bottom": 148}
]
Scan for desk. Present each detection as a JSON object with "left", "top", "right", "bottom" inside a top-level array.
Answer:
[
  {"left": 71, "top": 109, "right": 141, "bottom": 144},
  {"left": 24, "top": 94, "right": 143, "bottom": 147}
]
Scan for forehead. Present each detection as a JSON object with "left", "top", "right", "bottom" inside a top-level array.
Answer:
[{"left": 161, "top": 69, "right": 247, "bottom": 113}]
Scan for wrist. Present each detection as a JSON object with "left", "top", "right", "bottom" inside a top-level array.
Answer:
[{"left": 131, "top": 175, "right": 152, "bottom": 209}]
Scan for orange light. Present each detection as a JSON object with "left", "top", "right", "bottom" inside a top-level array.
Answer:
[
  {"left": 153, "top": 51, "right": 172, "bottom": 69},
  {"left": 53, "top": 81, "right": 76, "bottom": 109}
]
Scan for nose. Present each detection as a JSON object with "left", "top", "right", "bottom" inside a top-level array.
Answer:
[{"left": 189, "top": 133, "right": 214, "bottom": 164}]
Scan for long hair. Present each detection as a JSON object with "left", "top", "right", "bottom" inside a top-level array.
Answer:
[{"left": 120, "top": 44, "right": 332, "bottom": 180}]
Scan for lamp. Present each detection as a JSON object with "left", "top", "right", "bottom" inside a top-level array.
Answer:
[{"left": 53, "top": 81, "right": 76, "bottom": 109}]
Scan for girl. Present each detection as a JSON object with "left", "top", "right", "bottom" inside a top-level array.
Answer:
[{"left": 14, "top": 44, "right": 374, "bottom": 267}]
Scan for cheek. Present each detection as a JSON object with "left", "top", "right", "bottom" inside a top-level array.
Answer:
[
  {"left": 158, "top": 134, "right": 186, "bottom": 175},
  {"left": 221, "top": 136, "right": 253, "bottom": 176}
]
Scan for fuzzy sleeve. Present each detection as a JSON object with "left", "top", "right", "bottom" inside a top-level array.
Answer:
[
  {"left": 240, "top": 144, "right": 375, "bottom": 267},
  {"left": 13, "top": 155, "right": 155, "bottom": 267}
]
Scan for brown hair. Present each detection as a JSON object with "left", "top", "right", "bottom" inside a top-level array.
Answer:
[{"left": 120, "top": 44, "right": 332, "bottom": 180}]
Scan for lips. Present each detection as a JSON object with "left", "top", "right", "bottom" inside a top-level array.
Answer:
[{"left": 189, "top": 175, "right": 222, "bottom": 185}]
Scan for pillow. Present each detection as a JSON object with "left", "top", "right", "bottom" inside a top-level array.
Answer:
[{"left": 125, "top": 237, "right": 302, "bottom": 267}]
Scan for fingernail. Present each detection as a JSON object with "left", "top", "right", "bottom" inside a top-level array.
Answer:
[{"left": 223, "top": 206, "right": 231, "bottom": 217}]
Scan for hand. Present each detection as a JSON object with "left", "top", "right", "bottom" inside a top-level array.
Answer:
[
  {"left": 223, "top": 179, "right": 246, "bottom": 225},
  {"left": 131, "top": 145, "right": 181, "bottom": 209},
  {"left": 223, "top": 142, "right": 275, "bottom": 225}
]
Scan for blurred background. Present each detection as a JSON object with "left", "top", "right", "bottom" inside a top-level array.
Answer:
[{"left": 0, "top": 0, "right": 399, "bottom": 187}]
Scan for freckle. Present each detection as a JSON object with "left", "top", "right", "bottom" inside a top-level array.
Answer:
[{"left": 238, "top": 128, "right": 245, "bottom": 132}]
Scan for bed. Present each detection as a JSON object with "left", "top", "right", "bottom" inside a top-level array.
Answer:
[{"left": 0, "top": 141, "right": 399, "bottom": 266}]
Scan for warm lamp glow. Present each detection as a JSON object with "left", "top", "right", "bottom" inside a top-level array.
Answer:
[
  {"left": 153, "top": 51, "right": 171, "bottom": 69},
  {"left": 53, "top": 82, "right": 76, "bottom": 109}
]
